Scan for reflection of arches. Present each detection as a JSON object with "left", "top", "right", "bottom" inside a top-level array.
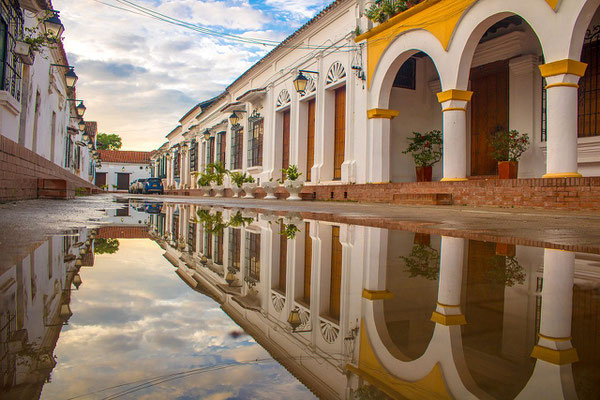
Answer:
[{"left": 326, "top": 62, "right": 346, "bottom": 85}]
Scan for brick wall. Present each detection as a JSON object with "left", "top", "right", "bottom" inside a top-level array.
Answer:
[
  {"left": 0, "top": 135, "right": 98, "bottom": 202},
  {"left": 165, "top": 177, "right": 600, "bottom": 210}
]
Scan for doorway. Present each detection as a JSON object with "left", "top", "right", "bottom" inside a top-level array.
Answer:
[{"left": 116, "top": 173, "right": 130, "bottom": 191}]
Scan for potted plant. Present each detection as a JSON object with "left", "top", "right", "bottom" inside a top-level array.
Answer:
[
  {"left": 228, "top": 211, "right": 254, "bottom": 227},
  {"left": 281, "top": 165, "right": 304, "bottom": 201},
  {"left": 489, "top": 129, "right": 530, "bottom": 179},
  {"left": 197, "top": 172, "right": 212, "bottom": 197},
  {"left": 261, "top": 178, "right": 279, "bottom": 200},
  {"left": 230, "top": 171, "right": 253, "bottom": 198},
  {"left": 402, "top": 130, "right": 442, "bottom": 182},
  {"left": 207, "top": 162, "right": 228, "bottom": 197},
  {"left": 364, "top": 0, "right": 422, "bottom": 24},
  {"left": 241, "top": 175, "right": 257, "bottom": 199}
]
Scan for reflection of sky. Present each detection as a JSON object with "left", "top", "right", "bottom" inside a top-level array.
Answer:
[{"left": 41, "top": 239, "right": 314, "bottom": 399}]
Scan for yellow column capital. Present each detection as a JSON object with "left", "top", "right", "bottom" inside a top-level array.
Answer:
[
  {"left": 531, "top": 345, "right": 579, "bottom": 365},
  {"left": 362, "top": 289, "right": 394, "bottom": 300},
  {"left": 367, "top": 108, "right": 400, "bottom": 119},
  {"left": 539, "top": 59, "right": 587, "bottom": 78},
  {"left": 430, "top": 311, "right": 466, "bottom": 326},
  {"left": 436, "top": 89, "right": 473, "bottom": 103}
]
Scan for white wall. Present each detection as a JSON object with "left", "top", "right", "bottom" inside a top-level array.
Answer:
[{"left": 96, "top": 162, "right": 150, "bottom": 191}]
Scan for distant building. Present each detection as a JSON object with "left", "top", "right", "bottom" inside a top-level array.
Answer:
[{"left": 95, "top": 150, "right": 153, "bottom": 191}]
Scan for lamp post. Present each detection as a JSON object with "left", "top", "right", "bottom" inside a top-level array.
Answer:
[
  {"left": 76, "top": 101, "right": 86, "bottom": 117},
  {"left": 78, "top": 119, "right": 86, "bottom": 131},
  {"left": 287, "top": 308, "right": 312, "bottom": 333},
  {"left": 43, "top": 11, "right": 65, "bottom": 40},
  {"left": 228, "top": 110, "right": 247, "bottom": 126},
  {"left": 203, "top": 129, "right": 211, "bottom": 141},
  {"left": 293, "top": 70, "right": 318, "bottom": 95},
  {"left": 51, "top": 64, "right": 78, "bottom": 88}
]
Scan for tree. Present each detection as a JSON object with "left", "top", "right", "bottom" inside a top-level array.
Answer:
[
  {"left": 94, "top": 238, "right": 120, "bottom": 254},
  {"left": 96, "top": 133, "right": 123, "bottom": 150}
]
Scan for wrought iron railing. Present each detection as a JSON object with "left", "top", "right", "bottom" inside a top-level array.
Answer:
[{"left": 0, "top": 0, "right": 23, "bottom": 101}]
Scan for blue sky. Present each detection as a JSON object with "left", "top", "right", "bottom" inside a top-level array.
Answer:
[{"left": 53, "top": 0, "right": 333, "bottom": 151}]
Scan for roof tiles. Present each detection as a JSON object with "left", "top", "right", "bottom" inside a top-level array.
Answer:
[{"left": 98, "top": 150, "right": 152, "bottom": 164}]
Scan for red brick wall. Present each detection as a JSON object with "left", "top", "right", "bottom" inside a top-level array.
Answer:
[
  {"left": 0, "top": 135, "right": 98, "bottom": 202},
  {"left": 165, "top": 177, "right": 600, "bottom": 210}
]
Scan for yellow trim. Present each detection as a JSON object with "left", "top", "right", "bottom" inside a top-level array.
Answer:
[
  {"left": 545, "top": 82, "right": 579, "bottom": 89},
  {"left": 539, "top": 59, "right": 587, "bottom": 78},
  {"left": 441, "top": 107, "right": 466, "bottom": 112},
  {"left": 437, "top": 89, "right": 473, "bottom": 103},
  {"left": 368, "top": 108, "right": 400, "bottom": 119},
  {"left": 542, "top": 172, "right": 583, "bottom": 179},
  {"left": 531, "top": 345, "right": 579, "bottom": 365},
  {"left": 430, "top": 311, "right": 466, "bottom": 326},
  {"left": 436, "top": 301, "right": 460, "bottom": 308},
  {"left": 354, "top": 0, "right": 442, "bottom": 43},
  {"left": 362, "top": 289, "right": 394, "bottom": 300},
  {"left": 545, "top": 0, "right": 560, "bottom": 11},
  {"left": 440, "top": 178, "right": 468, "bottom": 182},
  {"left": 538, "top": 333, "right": 572, "bottom": 342}
]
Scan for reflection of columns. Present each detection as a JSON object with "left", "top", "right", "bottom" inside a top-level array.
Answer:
[
  {"left": 531, "top": 249, "right": 578, "bottom": 364},
  {"left": 539, "top": 59, "right": 587, "bottom": 178},
  {"left": 367, "top": 109, "right": 399, "bottom": 183},
  {"left": 431, "top": 236, "right": 466, "bottom": 325},
  {"left": 437, "top": 90, "right": 473, "bottom": 181}
]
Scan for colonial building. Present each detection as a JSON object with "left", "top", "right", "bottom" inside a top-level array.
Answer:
[
  {"left": 95, "top": 150, "right": 153, "bottom": 191},
  {"left": 153, "top": 0, "right": 600, "bottom": 209},
  {"left": 0, "top": 0, "right": 96, "bottom": 202}
]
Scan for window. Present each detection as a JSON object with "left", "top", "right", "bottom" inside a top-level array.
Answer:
[
  {"left": 393, "top": 57, "right": 416, "bottom": 90},
  {"left": 578, "top": 27, "right": 600, "bottom": 138},
  {"left": 303, "top": 222, "right": 312, "bottom": 304},
  {"left": 214, "top": 231, "right": 224, "bottom": 264},
  {"left": 190, "top": 140, "right": 198, "bottom": 171},
  {"left": 248, "top": 116, "right": 263, "bottom": 167},
  {"left": 216, "top": 133, "right": 226, "bottom": 166},
  {"left": 206, "top": 137, "right": 215, "bottom": 165},
  {"left": 229, "top": 229, "right": 241, "bottom": 271},
  {"left": 204, "top": 231, "right": 212, "bottom": 258},
  {"left": 245, "top": 232, "right": 260, "bottom": 282},
  {"left": 172, "top": 214, "right": 179, "bottom": 242},
  {"left": 282, "top": 110, "right": 290, "bottom": 173},
  {"left": 333, "top": 86, "right": 346, "bottom": 180},
  {"left": 230, "top": 126, "right": 243, "bottom": 170},
  {"left": 0, "top": 0, "right": 23, "bottom": 100},
  {"left": 278, "top": 220, "right": 287, "bottom": 292},
  {"left": 188, "top": 222, "right": 196, "bottom": 252},
  {"left": 174, "top": 149, "right": 180, "bottom": 178},
  {"left": 306, "top": 99, "right": 316, "bottom": 181},
  {"left": 329, "top": 226, "right": 342, "bottom": 321}
]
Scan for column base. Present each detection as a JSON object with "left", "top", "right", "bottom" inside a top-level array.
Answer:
[
  {"left": 362, "top": 289, "right": 394, "bottom": 300},
  {"left": 531, "top": 345, "right": 579, "bottom": 365},
  {"left": 430, "top": 311, "right": 466, "bottom": 326},
  {"left": 542, "top": 172, "right": 582, "bottom": 179},
  {"left": 440, "top": 178, "right": 468, "bottom": 182}
]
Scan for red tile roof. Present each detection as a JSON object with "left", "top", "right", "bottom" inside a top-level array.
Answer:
[
  {"left": 85, "top": 121, "right": 98, "bottom": 138},
  {"left": 98, "top": 150, "right": 152, "bottom": 164},
  {"left": 97, "top": 226, "right": 150, "bottom": 239}
]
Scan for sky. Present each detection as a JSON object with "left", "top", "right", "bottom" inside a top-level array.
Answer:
[
  {"left": 53, "top": 0, "right": 333, "bottom": 151},
  {"left": 41, "top": 238, "right": 315, "bottom": 399}
]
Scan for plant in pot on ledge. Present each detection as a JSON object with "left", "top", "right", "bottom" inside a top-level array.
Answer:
[
  {"left": 281, "top": 165, "right": 304, "bottom": 201},
  {"left": 207, "top": 162, "right": 229, "bottom": 197},
  {"left": 261, "top": 178, "right": 279, "bottom": 200},
  {"left": 230, "top": 171, "right": 253, "bottom": 198},
  {"left": 197, "top": 171, "right": 212, "bottom": 197},
  {"left": 489, "top": 129, "right": 530, "bottom": 179},
  {"left": 402, "top": 130, "right": 442, "bottom": 182}
]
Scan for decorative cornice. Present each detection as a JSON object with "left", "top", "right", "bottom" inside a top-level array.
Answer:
[
  {"left": 539, "top": 59, "right": 587, "bottom": 78},
  {"left": 367, "top": 108, "right": 399, "bottom": 119},
  {"left": 436, "top": 89, "right": 473, "bottom": 103}
]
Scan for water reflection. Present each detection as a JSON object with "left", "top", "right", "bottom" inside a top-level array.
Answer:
[{"left": 1, "top": 199, "right": 598, "bottom": 399}]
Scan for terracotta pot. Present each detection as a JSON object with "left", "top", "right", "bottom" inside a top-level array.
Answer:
[
  {"left": 415, "top": 166, "right": 433, "bottom": 182},
  {"left": 498, "top": 161, "right": 518, "bottom": 179}
]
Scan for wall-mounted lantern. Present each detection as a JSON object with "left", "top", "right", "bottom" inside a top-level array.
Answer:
[
  {"left": 43, "top": 11, "right": 65, "bottom": 40},
  {"left": 293, "top": 70, "right": 318, "bottom": 95}
]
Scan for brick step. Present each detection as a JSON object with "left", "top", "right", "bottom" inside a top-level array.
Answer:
[{"left": 393, "top": 193, "right": 453, "bottom": 205}]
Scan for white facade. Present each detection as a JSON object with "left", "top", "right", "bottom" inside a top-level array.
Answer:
[{"left": 95, "top": 161, "right": 151, "bottom": 192}]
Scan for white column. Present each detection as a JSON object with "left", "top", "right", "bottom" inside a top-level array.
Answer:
[
  {"left": 437, "top": 90, "right": 472, "bottom": 181},
  {"left": 539, "top": 59, "right": 587, "bottom": 178},
  {"left": 432, "top": 236, "right": 466, "bottom": 325},
  {"left": 367, "top": 109, "right": 398, "bottom": 183}
]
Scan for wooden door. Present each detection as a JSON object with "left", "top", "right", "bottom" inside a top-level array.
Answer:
[
  {"left": 279, "top": 221, "right": 287, "bottom": 292},
  {"left": 307, "top": 99, "right": 316, "bottom": 181},
  {"left": 282, "top": 110, "right": 291, "bottom": 174},
  {"left": 95, "top": 172, "right": 106, "bottom": 187},
  {"left": 330, "top": 226, "right": 342, "bottom": 321},
  {"left": 116, "top": 173, "right": 129, "bottom": 190},
  {"left": 334, "top": 86, "right": 346, "bottom": 180},
  {"left": 470, "top": 60, "right": 509, "bottom": 176},
  {"left": 303, "top": 222, "right": 312, "bottom": 304}
]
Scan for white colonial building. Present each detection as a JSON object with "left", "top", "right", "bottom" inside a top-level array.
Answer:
[{"left": 95, "top": 150, "right": 153, "bottom": 191}]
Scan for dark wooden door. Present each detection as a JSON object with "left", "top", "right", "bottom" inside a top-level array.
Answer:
[
  {"left": 334, "top": 86, "right": 346, "bottom": 180},
  {"left": 307, "top": 99, "right": 316, "bottom": 181},
  {"left": 282, "top": 110, "right": 291, "bottom": 173},
  {"left": 279, "top": 221, "right": 287, "bottom": 292},
  {"left": 116, "top": 173, "right": 129, "bottom": 190},
  {"left": 95, "top": 172, "right": 106, "bottom": 187},
  {"left": 303, "top": 222, "right": 312, "bottom": 304},
  {"left": 470, "top": 60, "right": 509, "bottom": 176},
  {"left": 330, "top": 226, "right": 342, "bottom": 321}
]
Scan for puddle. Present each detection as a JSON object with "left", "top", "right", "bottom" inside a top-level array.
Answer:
[{"left": 0, "top": 199, "right": 598, "bottom": 399}]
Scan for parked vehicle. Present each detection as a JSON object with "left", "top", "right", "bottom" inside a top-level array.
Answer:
[
  {"left": 144, "top": 202, "right": 163, "bottom": 214},
  {"left": 129, "top": 180, "right": 137, "bottom": 194},
  {"left": 143, "top": 178, "right": 164, "bottom": 194},
  {"left": 133, "top": 179, "right": 146, "bottom": 194}
]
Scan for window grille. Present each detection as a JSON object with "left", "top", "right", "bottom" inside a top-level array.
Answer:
[
  {"left": 245, "top": 232, "right": 260, "bottom": 281},
  {"left": 187, "top": 222, "right": 196, "bottom": 252},
  {"left": 248, "top": 112, "right": 263, "bottom": 167},
  {"left": 230, "top": 126, "right": 243, "bottom": 170},
  {"left": 228, "top": 229, "right": 241, "bottom": 271},
  {"left": 214, "top": 231, "right": 223, "bottom": 264},
  {"left": 541, "top": 87, "right": 547, "bottom": 142},
  {"left": 189, "top": 140, "right": 197, "bottom": 172},
  {"left": 578, "top": 25, "right": 600, "bottom": 138},
  {"left": 172, "top": 214, "right": 179, "bottom": 242},
  {"left": 174, "top": 149, "right": 180, "bottom": 178},
  {"left": 393, "top": 57, "right": 416, "bottom": 90},
  {"left": 0, "top": 0, "right": 23, "bottom": 101}
]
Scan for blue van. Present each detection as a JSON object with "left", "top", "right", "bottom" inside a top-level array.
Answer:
[{"left": 143, "top": 178, "right": 164, "bottom": 194}]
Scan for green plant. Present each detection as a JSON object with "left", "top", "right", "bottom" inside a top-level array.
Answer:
[
  {"left": 21, "top": 19, "right": 61, "bottom": 53},
  {"left": 228, "top": 211, "right": 255, "bottom": 228},
  {"left": 230, "top": 171, "right": 255, "bottom": 188},
  {"left": 94, "top": 238, "right": 120, "bottom": 255},
  {"left": 485, "top": 255, "right": 526, "bottom": 287},
  {"left": 400, "top": 243, "right": 440, "bottom": 280},
  {"left": 280, "top": 223, "right": 300, "bottom": 239},
  {"left": 207, "top": 162, "right": 229, "bottom": 185},
  {"left": 280, "top": 164, "right": 302, "bottom": 182},
  {"left": 196, "top": 210, "right": 227, "bottom": 234},
  {"left": 489, "top": 129, "right": 530, "bottom": 162},
  {"left": 402, "top": 130, "right": 443, "bottom": 167},
  {"left": 354, "top": 384, "right": 390, "bottom": 400},
  {"left": 75, "top": 187, "right": 89, "bottom": 197},
  {"left": 364, "top": 0, "right": 420, "bottom": 24},
  {"left": 96, "top": 133, "right": 123, "bottom": 150},
  {"left": 197, "top": 172, "right": 212, "bottom": 187}
]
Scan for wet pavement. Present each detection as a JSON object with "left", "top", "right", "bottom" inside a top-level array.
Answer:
[{"left": 0, "top": 195, "right": 598, "bottom": 399}]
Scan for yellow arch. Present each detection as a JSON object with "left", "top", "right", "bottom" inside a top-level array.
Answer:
[{"left": 545, "top": 0, "right": 560, "bottom": 11}]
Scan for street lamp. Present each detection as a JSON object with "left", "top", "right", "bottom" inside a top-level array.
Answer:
[
  {"left": 72, "top": 273, "right": 82, "bottom": 289},
  {"left": 78, "top": 119, "right": 86, "bottom": 131},
  {"left": 65, "top": 67, "right": 78, "bottom": 88},
  {"left": 203, "top": 129, "right": 211, "bottom": 141},
  {"left": 293, "top": 70, "right": 318, "bottom": 95},
  {"left": 287, "top": 308, "right": 311, "bottom": 333},
  {"left": 76, "top": 101, "right": 86, "bottom": 117},
  {"left": 82, "top": 133, "right": 89, "bottom": 141},
  {"left": 228, "top": 110, "right": 247, "bottom": 126},
  {"left": 43, "top": 11, "right": 65, "bottom": 40}
]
